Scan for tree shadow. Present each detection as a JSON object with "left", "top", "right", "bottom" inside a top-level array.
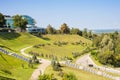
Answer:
[
  {"left": 0, "top": 45, "right": 14, "bottom": 51},
  {"left": 41, "top": 37, "right": 51, "bottom": 41},
  {"left": 0, "top": 76, "right": 16, "bottom": 80},
  {"left": 0, "top": 32, "right": 21, "bottom": 40},
  {"left": 0, "top": 54, "right": 9, "bottom": 63}
]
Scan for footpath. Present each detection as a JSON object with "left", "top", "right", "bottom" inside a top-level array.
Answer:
[{"left": 20, "top": 46, "right": 51, "bottom": 80}]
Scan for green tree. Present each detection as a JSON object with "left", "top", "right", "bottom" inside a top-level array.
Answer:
[
  {"left": 13, "top": 15, "right": 28, "bottom": 32},
  {"left": 82, "top": 28, "right": 88, "bottom": 38},
  {"left": 60, "top": 23, "right": 70, "bottom": 34},
  {"left": 98, "top": 50, "right": 115, "bottom": 65},
  {"left": 63, "top": 73, "right": 77, "bottom": 80},
  {"left": 51, "top": 59, "right": 61, "bottom": 71},
  {"left": 115, "top": 54, "right": 120, "bottom": 67},
  {"left": 88, "top": 30, "right": 92, "bottom": 39},
  {"left": 32, "top": 54, "right": 39, "bottom": 64},
  {"left": 38, "top": 74, "right": 53, "bottom": 80},
  {"left": 0, "top": 13, "right": 6, "bottom": 28},
  {"left": 92, "top": 36, "right": 100, "bottom": 47},
  {"left": 46, "top": 24, "right": 54, "bottom": 34},
  {"left": 70, "top": 28, "right": 81, "bottom": 35}
]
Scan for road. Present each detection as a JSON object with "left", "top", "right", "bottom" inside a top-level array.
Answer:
[{"left": 76, "top": 54, "right": 120, "bottom": 75}]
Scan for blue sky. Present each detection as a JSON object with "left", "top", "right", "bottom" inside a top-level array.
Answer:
[{"left": 0, "top": 0, "right": 120, "bottom": 30}]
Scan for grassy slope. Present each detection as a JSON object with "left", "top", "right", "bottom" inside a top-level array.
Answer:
[
  {"left": 0, "top": 32, "right": 47, "bottom": 52},
  {"left": 26, "top": 34, "right": 92, "bottom": 59},
  {"left": 0, "top": 33, "right": 47, "bottom": 80},
  {"left": 26, "top": 44, "right": 84, "bottom": 59},
  {"left": 43, "top": 34, "right": 92, "bottom": 44},
  {"left": 0, "top": 52, "right": 35, "bottom": 80},
  {"left": 45, "top": 65, "right": 111, "bottom": 80}
]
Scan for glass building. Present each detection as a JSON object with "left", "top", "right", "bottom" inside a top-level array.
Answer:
[
  {"left": 4, "top": 15, "right": 14, "bottom": 28},
  {"left": 4, "top": 15, "right": 45, "bottom": 33},
  {"left": 22, "top": 15, "right": 35, "bottom": 25}
]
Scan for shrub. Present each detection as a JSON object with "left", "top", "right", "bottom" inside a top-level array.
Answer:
[
  {"left": 38, "top": 74, "right": 55, "bottom": 80},
  {"left": 51, "top": 60, "right": 61, "bottom": 71},
  {"left": 63, "top": 73, "right": 77, "bottom": 80}
]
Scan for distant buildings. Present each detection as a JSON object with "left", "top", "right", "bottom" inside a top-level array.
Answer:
[{"left": 4, "top": 15, "right": 45, "bottom": 33}]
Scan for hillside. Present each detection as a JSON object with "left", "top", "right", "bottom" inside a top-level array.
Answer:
[
  {"left": 25, "top": 34, "right": 92, "bottom": 60},
  {"left": 0, "top": 52, "right": 34, "bottom": 80},
  {"left": 0, "top": 32, "right": 47, "bottom": 52},
  {"left": 0, "top": 33, "right": 93, "bottom": 80},
  {"left": 43, "top": 34, "right": 92, "bottom": 44}
]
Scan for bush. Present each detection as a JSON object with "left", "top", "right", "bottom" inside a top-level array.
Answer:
[
  {"left": 63, "top": 73, "right": 77, "bottom": 80},
  {"left": 51, "top": 60, "right": 61, "bottom": 71},
  {"left": 38, "top": 74, "right": 56, "bottom": 80}
]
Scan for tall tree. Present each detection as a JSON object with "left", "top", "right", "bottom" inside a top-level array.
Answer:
[
  {"left": 13, "top": 15, "right": 28, "bottom": 32},
  {"left": 0, "top": 13, "right": 6, "bottom": 28},
  {"left": 60, "top": 23, "right": 70, "bottom": 34},
  {"left": 82, "top": 28, "right": 88, "bottom": 38},
  {"left": 88, "top": 30, "right": 92, "bottom": 39},
  {"left": 46, "top": 24, "right": 54, "bottom": 34}
]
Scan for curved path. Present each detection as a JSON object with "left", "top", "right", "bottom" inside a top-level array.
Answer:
[
  {"left": 76, "top": 54, "right": 120, "bottom": 76},
  {"left": 76, "top": 54, "right": 97, "bottom": 67},
  {"left": 20, "top": 46, "right": 51, "bottom": 80}
]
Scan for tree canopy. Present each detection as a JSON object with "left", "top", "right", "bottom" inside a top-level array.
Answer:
[
  {"left": 70, "top": 28, "right": 82, "bottom": 35},
  {"left": 0, "top": 13, "right": 6, "bottom": 28},
  {"left": 46, "top": 24, "right": 54, "bottom": 34},
  {"left": 13, "top": 15, "right": 28, "bottom": 32},
  {"left": 92, "top": 32, "right": 120, "bottom": 67},
  {"left": 60, "top": 23, "right": 70, "bottom": 34}
]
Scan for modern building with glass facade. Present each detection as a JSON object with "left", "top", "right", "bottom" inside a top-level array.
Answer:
[
  {"left": 4, "top": 15, "right": 45, "bottom": 33},
  {"left": 4, "top": 15, "right": 14, "bottom": 29}
]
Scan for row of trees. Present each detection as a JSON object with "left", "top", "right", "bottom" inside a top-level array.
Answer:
[
  {"left": 92, "top": 31, "right": 120, "bottom": 67},
  {"left": 46, "top": 23, "right": 93, "bottom": 39}
]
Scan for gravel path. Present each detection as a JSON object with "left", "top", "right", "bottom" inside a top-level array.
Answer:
[{"left": 20, "top": 46, "right": 51, "bottom": 80}]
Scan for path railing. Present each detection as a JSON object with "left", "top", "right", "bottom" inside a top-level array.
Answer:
[
  {"left": 64, "top": 61, "right": 120, "bottom": 80},
  {"left": 0, "top": 47, "right": 29, "bottom": 62}
]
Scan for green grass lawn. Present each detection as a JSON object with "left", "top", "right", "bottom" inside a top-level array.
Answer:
[
  {"left": 43, "top": 34, "right": 92, "bottom": 44},
  {"left": 25, "top": 34, "right": 92, "bottom": 60},
  {"left": 0, "top": 32, "right": 47, "bottom": 52},
  {"left": 26, "top": 44, "right": 85, "bottom": 60},
  {"left": 0, "top": 33, "right": 95, "bottom": 80},
  {"left": 45, "top": 65, "right": 111, "bottom": 80},
  {"left": 0, "top": 52, "right": 36, "bottom": 80}
]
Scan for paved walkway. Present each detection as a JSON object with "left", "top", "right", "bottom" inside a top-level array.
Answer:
[
  {"left": 76, "top": 54, "right": 97, "bottom": 67},
  {"left": 76, "top": 54, "right": 120, "bottom": 78},
  {"left": 20, "top": 46, "right": 51, "bottom": 80}
]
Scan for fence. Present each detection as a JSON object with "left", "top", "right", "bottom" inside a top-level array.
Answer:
[
  {"left": 0, "top": 47, "right": 29, "bottom": 62},
  {"left": 64, "top": 61, "right": 120, "bottom": 80}
]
